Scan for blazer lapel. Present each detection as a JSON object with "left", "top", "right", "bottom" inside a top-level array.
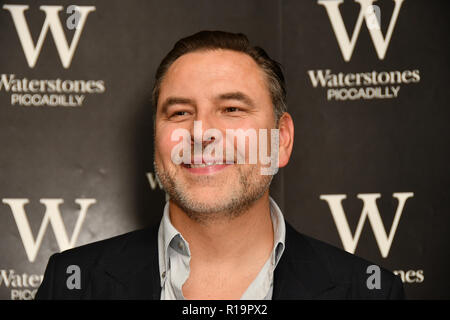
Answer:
[
  {"left": 89, "top": 221, "right": 346, "bottom": 299},
  {"left": 95, "top": 224, "right": 161, "bottom": 299},
  {"left": 273, "top": 223, "right": 341, "bottom": 299}
]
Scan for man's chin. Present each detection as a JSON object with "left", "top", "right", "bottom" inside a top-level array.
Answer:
[
  {"left": 172, "top": 192, "right": 240, "bottom": 215},
  {"left": 181, "top": 189, "right": 233, "bottom": 207}
]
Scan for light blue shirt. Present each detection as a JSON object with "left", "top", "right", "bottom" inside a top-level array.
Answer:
[{"left": 158, "top": 196, "right": 286, "bottom": 300}]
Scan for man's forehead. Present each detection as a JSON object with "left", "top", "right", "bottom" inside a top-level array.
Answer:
[
  {"left": 169, "top": 49, "right": 260, "bottom": 75},
  {"left": 158, "top": 49, "right": 268, "bottom": 103}
]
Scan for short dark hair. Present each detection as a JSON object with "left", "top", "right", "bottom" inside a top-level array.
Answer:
[{"left": 152, "top": 30, "right": 287, "bottom": 125}]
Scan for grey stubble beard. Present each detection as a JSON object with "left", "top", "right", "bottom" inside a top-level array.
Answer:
[{"left": 154, "top": 160, "right": 273, "bottom": 223}]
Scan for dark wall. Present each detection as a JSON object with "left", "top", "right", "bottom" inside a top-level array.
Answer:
[{"left": 0, "top": 0, "right": 448, "bottom": 299}]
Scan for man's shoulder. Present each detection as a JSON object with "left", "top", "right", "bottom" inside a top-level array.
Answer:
[
  {"left": 300, "top": 230, "right": 392, "bottom": 279},
  {"left": 35, "top": 226, "right": 160, "bottom": 299},
  {"left": 53, "top": 226, "right": 158, "bottom": 267},
  {"left": 282, "top": 222, "right": 405, "bottom": 299}
]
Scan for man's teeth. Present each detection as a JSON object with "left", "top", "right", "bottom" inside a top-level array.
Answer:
[{"left": 187, "top": 162, "right": 222, "bottom": 168}]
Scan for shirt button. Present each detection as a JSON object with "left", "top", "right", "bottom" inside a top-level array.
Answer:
[
  {"left": 162, "top": 271, "right": 166, "bottom": 278},
  {"left": 178, "top": 242, "right": 184, "bottom": 250}
]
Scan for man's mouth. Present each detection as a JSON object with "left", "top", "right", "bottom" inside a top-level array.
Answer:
[
  {"left": 182, "top": 161, "right": 228, "bottom": 168},
  {"left": 181, "top": 159, "right": 232, "bottom": 174},
  {"left": 184, "top": 163, "right": 218, "bottom": 168}
]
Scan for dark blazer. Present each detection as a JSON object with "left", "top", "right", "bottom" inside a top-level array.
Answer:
[{"left": 35, "top": 222, "right": 405, "bottom": 299}]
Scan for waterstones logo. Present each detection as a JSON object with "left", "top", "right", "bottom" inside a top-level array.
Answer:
[
  {"left": 318, "top": 0, "right": 405, "bottom": 62},
  {"left": 0, "top": 74, "right": 105, "bottom": 107},
  {"left": 311, "top": 1, "right": 420, "bottom": 101},
  {"left": 0, "top": 269, "right": 43, "bottom": 300},
  {"left": 320, "top": 192, "right": 413, "bottom": 258},
  {"left": 307, "top": 69, "right": 420, "bottom": 101},
  {"left": 3, "top": 4, "right": 95, "bottom": 69},
  {"left": 2, "top": 198, "right": 96, "bottom": 262},
  {"left": 1, "top": 5, "right": 105, "bottom": 107},
  {"left": 1, "top": 198, "right": 96, "bottom": 299}
]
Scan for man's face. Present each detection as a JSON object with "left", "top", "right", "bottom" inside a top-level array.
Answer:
[{"left": 154, "top": 49, "right": 276, "bottom": 220}]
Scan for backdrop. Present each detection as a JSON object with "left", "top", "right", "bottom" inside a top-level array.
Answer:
[{"left": 0, "top": 0, "right": 449, "bottom": 300}]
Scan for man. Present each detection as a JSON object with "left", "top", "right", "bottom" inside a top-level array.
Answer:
[{"left": 36, "top": 31, "right": 404, "bottom": 300}]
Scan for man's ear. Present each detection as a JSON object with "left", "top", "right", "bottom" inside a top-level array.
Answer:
[{"left": 277, "top": 112, "right": 294, "bottom": 168}]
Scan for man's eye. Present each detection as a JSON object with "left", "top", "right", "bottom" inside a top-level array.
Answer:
[
  {"left": 224, "top": 107, "right": 241, "bottom": 113},
  {"left": 170, "top": 111, "right": 189, "bottom": 118}
]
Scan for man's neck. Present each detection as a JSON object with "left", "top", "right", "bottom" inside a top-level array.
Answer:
[{"left": 168, "top": 192, "right": 274, "bottom": 265}]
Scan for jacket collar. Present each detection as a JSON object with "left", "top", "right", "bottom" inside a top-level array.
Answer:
[
  {"left": 272, "top": 222, "right": 339, "bottom": 299},
  {"left": 99, "top": 225, "right": 161, "bottom": 299},
  {"left": 100, "top": 221, "right": 340, "bottom": 300}
]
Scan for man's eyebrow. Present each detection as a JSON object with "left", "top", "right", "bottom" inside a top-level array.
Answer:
[
  {"left": 160, "top": 97, "right": 195, "bottom": 114},
  {"left": 215, "top": 91, "right": 255, "bottom": 107}
]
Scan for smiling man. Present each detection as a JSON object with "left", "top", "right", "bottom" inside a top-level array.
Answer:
[{"left": 36, "top": 31, "right": 404, "bottom": 300}]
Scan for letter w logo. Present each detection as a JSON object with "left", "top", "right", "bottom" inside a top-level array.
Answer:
[
  {"left": 318, "top": 0, "right": 405, "bottom": 61},
  {"left": 2, "top": 5, "right": 95, "bottom": 68},
  {"left": 2, "top": 198, "right": 96, "bottom": 262},
  {"left": 320, "top": 193, "right": 413, "bottom": 258}
]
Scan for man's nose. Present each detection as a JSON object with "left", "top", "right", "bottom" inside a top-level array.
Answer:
[{"left": 187, "top": 113, "right": 223, "bottom": 153}]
